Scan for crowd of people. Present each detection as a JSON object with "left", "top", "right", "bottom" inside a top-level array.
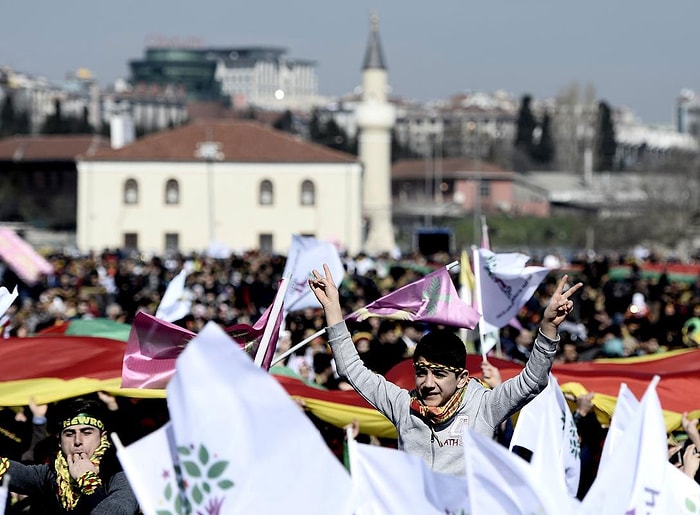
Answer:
[
  {"left": 0, "top": 246, "right": 698, "bottom": 512},
  {"left": 4, "top": 248, "right": 700, "bottom": 364}
]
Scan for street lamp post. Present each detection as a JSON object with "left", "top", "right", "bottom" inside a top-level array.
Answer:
[
  {"left": 195, "top": 138, "right": 224, "bottom": 245},
  {"left": 424, "top": 135, "right": 432, "bottom": 227}
]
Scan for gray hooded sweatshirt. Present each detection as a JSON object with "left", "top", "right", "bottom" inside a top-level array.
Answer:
[{"left": 326, "top": 322, "right": 558, "bottom": 476}]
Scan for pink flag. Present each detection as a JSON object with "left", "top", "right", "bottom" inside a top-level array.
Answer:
[
  {"left": 121, "top": 311, "right": 195, "bottom": 389},
  {"left": 122, "top": 283, "right": 286, "bottom": 388},
  {"left": 345, "top": 267, "right": 480, "bottom": 329},
  {"left": 0, "top": 228, "right": 53, "bottom": 285}
]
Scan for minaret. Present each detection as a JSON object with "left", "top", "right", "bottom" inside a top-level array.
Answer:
[{"left": 356, "top": 11, "right": 397, "bottom": 256}]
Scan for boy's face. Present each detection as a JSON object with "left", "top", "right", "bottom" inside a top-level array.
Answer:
[{"left": 414, "top": 357, "right": 468, "bottom": 407}]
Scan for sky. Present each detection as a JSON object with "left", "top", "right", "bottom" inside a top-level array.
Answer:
[{"left": 3, "top": 0, "right": 699, "bottom": 125}]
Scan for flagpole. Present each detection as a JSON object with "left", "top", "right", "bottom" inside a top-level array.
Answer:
[
  {"left": 270, "top": 327, "right": 326, "bottom": 366},
  {"left": 344, "top": 425, "right": 356, "bottom": 473},
  {"left": 111, "top": 432, "right": 125, "bottom": 452},
  {"left": 272, "top": 261, "right": 460, "bottom": 367},
  {"left": 473, "top": 246, "right": 488, "bottom": 362},
  {"left": 255, "top": 277, "right": 290, "bottom": 367}
]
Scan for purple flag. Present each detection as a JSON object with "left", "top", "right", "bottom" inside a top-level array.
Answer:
[{"left": 345, "top": 267, "right": 480, "bottom": 329}]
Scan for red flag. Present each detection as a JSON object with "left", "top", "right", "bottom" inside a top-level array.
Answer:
[{"left": 384, "top": 350, "right": 700, "bottom": 430}]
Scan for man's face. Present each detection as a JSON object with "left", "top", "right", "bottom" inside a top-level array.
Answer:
[
  {"left": 60, "top": 424, "right": 103, "bottom": 460},
  {"left": 562, "top": 343, "right": 578, "bottom": 362},
  {"left": 414, "top": 357, "right": 468, "bottom": 407},
  {"left": 515, "top": 329, "right": 534, "bottom": 349}
]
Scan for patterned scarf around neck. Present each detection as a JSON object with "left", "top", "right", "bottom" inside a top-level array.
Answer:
[
  {"left": 55, "top": 433, "right": 110, "bottom": 510},
  {"left": 410, "top": 384, "right": 467, "bottom": 427}
]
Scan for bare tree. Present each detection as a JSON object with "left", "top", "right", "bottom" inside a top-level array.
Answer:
[{"left": 552, "top": 82, "right": 596, "bottom": 174}]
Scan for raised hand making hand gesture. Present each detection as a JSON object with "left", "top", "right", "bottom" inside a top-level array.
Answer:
[{"left": 540, "top": 274, "right": 582, "bottom": 340}]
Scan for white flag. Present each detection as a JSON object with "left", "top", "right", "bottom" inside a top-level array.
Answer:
[
  {"left": 166, "top": 322, "right": 355, "bottom": 514},
  {"left": 581, "top": 376, "right": 667, "bottom": 514},
  {"left": 662, "top": 463, "right": 700, "bottom": 514},
  {"left": 473, "top": 248, "right": 549, "bottom": 355},
  {"left": 0, "top": 473, "right": 8, "bottom": 515},
  {"left": 0, "top": 285, "right": 18, "bottom": 320},
  {"left": 509, "top": 373, "right": 581, "bottom": 498},
  {"left": 0, "top": 285, "right": 18, "bottom": 338},
  {"left": 474, "top": 248, "right": 549, "bottom": 332},
  {"left": 155, "top": 268, "right": 192, "bottom": 323},
  {"left": 348, "top": 438, "right": 469, "bottom": 514},
  {"left": 114, "top": 423, "right": 181, "bottom": 515},
  {"left": 282, "top": 234, "right": 344, "bottom": 314},
  {"left": 598, "top": 382, "right": 639, "bottom": 470},
  {"left": 463, "top": 427, "right": 577, "bottom": 514}
]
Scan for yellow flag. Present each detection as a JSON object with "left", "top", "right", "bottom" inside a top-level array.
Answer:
[{"left": 460, "top": 249, "right": 475, "bottom": 293}]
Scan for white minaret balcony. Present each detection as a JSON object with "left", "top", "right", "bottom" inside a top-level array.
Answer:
[{"left": 356, "top": 101, "right": 396, "bottom": 130}]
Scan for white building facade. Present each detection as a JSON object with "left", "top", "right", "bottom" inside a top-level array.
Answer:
[
  {"left": 211, "top": 47, "right": 320, "bottom": 111},
  {"left": 76, "top": 120, "right": 363, "bottom": 255}
]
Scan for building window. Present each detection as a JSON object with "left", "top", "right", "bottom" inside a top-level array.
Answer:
[
  {"left": 165, "top": 179, "right": 180, "bottom": 205},
  {"left": 300, "top": 180, "right": 315, "bottom": 206},
  {"left": 259, "top": 180, "right": 273, "bottom": 205},
  {"left": 165, "top": 233, "right": 179, "bottom": 251},
  {"left": 124, "top": 232, "right": 138, "bottom": 250},
  {"left": 479, "top": 181, "right": 491, "bottom": 198},
  {"left": 259, "top": 233, "right": 273, "bottom": 253},
  {"left": 124, "top": 179, "right": 139, "bottom": 205}
]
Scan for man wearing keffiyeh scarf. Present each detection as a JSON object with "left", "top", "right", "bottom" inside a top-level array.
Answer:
[
  {"left": 0, "top": 397, "right": 138, "bottom": 514},
  {"left": 310, "top": 263, "right": 582, "bottom": 477}
]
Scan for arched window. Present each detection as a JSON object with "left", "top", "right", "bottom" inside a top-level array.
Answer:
[
  {"left": 300, "top": 179, "right": 315, "bottom": 206},
  {"left": 259, "top": 179, "right": 273, "bottom": 205},
  {"left": 124, "top": 178, "right": 138, "bottom": 205},
  {"left": 165, "top": 179, "right": 180, "bottom": 205}
]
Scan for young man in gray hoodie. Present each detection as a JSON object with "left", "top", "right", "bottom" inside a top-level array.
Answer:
[{"left": 309, "top": 263, "right": 582, "bottom": 476}]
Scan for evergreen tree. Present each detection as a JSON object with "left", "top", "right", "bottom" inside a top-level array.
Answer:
[
  {"left": 595, "top": 101, "right": 617, "bottom": 171},
  {"left": 307, "top": 108, "right": 354, "bottom": 154},
  {"left": 514, "top": 94, "right": 537, "bottom": 152},
  {"left": 40, "top": 98, "right": 63, "bottom": 134},
  {"left": 273, "top": 110, "right": 295, "bottom": 133},
  {"left": 0, "top": 92, "right": 16, "bottom": 137},
  {"left": 14, "top": 110, "right": 30, "bottom": 135},
  {"left": 308, "top": 109, "right": 324, "bottom": 143},
  {"left": 78, "top": 106, "right": 93, "bottom": 133},
  {"left": 324, "top": 118, "right": 347, "bottom": 151},
  {"left": 532, "top": 111, "right": 555, "bottom": 165}
]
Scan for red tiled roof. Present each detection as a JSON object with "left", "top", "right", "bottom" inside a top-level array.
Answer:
[
  {"left": 83, "top": 119, "right": 358, "bottom": 163},
  {"left": 392, "top": 157, "right": 514, "bottom": 179},
  {"left": 0, "top": 135, "right": 109, "bottom": 161}
]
